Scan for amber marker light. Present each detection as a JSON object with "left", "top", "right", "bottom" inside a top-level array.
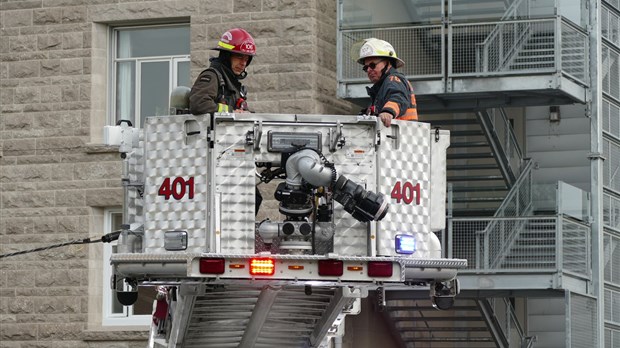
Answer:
[
  {"left": 347, "top": 266, "right": 364, "bottom": 272},
  {"left": 250, "top": 258, "right": 275, "bottom": 276},
  {"left": 288, "top": 265, "right": 305, "bottom": 270}
]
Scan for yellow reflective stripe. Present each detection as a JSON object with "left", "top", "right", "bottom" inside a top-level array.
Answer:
[
  {"left": 217, "top": 103, "right": 229, "bottom": 112},
  {"left": 218, "top": 41, "right": 235, "bottom": 50}
]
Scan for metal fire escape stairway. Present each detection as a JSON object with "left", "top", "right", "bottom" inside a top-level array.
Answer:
[
  {"left": 421, "top": 109, "right": 518, "bottom": 217},
  {"left": 376, "top": 109, "right": 526, "bottom": 347},
  {"left": 379, "top": 293, "right": 517, "bottom": 348},
  {"left": 157, "top": 284, "right": 360, "bottom": 348}
]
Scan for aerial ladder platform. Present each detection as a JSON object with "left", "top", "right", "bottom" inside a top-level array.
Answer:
[{"left": 105, "top": 111, "right": 467, "bottom": 348}]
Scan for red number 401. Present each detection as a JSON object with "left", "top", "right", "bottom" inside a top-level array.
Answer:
[
  {"left": 158, "top": 177, "right": 195, "bottom": 200},
  {"left": 391, "top": 181, "right": 420, "bottom": 205}
]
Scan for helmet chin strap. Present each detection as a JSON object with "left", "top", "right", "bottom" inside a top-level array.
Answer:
[
  {"left": 379, "top": 63, "right": 390, "bottom": 79},
  {"left": 238, "top": 70, "right": 247, "bottom": 79}
]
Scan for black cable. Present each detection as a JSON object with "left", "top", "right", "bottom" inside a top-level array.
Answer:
[{"left": 0, "top": 230, "right": 122, "bottom": 259}]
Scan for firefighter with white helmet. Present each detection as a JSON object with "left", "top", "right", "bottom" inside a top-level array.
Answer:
[
  {"left": 189, "top": 28, "right": 256, "bottom": 115},
  {"left": 356, "top": 38, "right": 418, "bottom": 127}
]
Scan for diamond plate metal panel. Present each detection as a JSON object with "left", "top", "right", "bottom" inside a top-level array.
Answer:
[
  {"left": 213, "top": 120, "right": 256, "bottom": 254},
  {"left": 376, "top": 121, "right": 433, "bottom": 257},
  {"left": 143, "top": 116, "right": 210, "bottom": 253},
  {"left": 214, "top": 115, "right": 376, "bottom": 256},
  {"left": 127, "top": 135, "right": 144, "bottom": 228}
]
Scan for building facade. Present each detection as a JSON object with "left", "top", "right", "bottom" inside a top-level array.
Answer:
[{"left": 0, "top": 0, "right": 359, "bottom": 347}]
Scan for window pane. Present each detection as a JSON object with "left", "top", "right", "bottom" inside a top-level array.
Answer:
[
  {"left": 140, "top": 61, "right": 170, "bottom": 125},
  {"left": 116, "top": 61, "right": 136, "bottom": 124},
  {"left": 117, "top": 26, "right": 190, "bottom": 58},
  {"left": 177, "top": 61, "right": 190, "bottom": 87},
  {"left": 134, "top": 287, "right": 157, "bottom": 315}
]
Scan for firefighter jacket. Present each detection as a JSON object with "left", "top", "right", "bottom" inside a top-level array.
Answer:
[
  {"left": 189, "top": 58, "right": 247, "bottom": 115},
  {"left": 365, "top": 68, "right": 418, "bottom": 121}
]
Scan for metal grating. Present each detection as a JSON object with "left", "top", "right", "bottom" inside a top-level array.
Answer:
[
  {"left": 603, "top": 44, "right": 620, "bottom": 100},
  {"left": 604, "top": 98, "right": 620, "bottom": 139},
  {"left": 562, "top": 218, "right": 590, "bottom": 275},
  {"left": 605, "top": 327, "right": 620, "bottom": 348},
  {"left": 603, "top": 193, "right": 620, "bottom": 231},
  {"left": 609, "top": 0, "right": 620, "bottom": 12},
  {"left": 603, "top": 232, "right": 620, "bottom": 286},
  {"left": 339, "top": 25, "right": 444, "bottom": 82},
  {"left": 451, "top": 19, "right": 556, "bottom": 76},
  {"left": 450, "top": 216, "right": 590, "bottom": 273},
  {"left": 570, "top": 292, "right": 598, "bottom": 348},
  {"left": 182, "top": 285, "right": 337, "bottom": 348},
  {"left": 603, "top": 5, "right": 620, "bottom": 48},
  {"left": 603, "top": 138, "right": 620, "bottom": 192},
  {"left": 604, "top": 288, "right": 620, "bottom": 326},
  {"left": 562, "top": 21, "right": 588, "bottom": 83}
]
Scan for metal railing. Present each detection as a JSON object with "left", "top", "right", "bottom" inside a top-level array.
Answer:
[
  {"left": 475, "top": 0, "right": 532, "bottom": 73},
  {"left": 451, "top": 17, "right": 588, "bottom": 83},
  {"left": 448, "top": 179, "right": 591, "bottom": 275},
  {"left": 480, "top": 298, "right": 536, "bottom": 348},
  {"left": 338, "top": 17, "right": 588, "bottom": 86},
  {"left": 449, "top": 215, "right": 590, "bottom": 276},
  {"left": 338, "top": 25, "right": 444, "bottom": 82},
  {"left": 477, "top": 108, "right": 526, "bottom": 187}
]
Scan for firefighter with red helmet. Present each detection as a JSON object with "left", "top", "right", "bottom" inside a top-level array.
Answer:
[
  {"left": 189, "top": 28, "right": 256, "bottom": 115},
  {"left": 355, "top": 38, "right": 418, "bottom": 127}
]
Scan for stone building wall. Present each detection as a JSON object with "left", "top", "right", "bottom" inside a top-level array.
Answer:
[{"left": 0, "top": 0, "right": 356, "bottom": 346}]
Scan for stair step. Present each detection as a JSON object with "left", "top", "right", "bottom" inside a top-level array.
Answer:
[
  {"left": 396, "top": 327, "right": 490, "bottom": 332},
  {"left": 451, "top": 208, "right": 499, "bottom": 216},
  {"left": 448, "top": 175, "right": 504, "bottom": 181},
  {"left": 447, "top": 163, "right": 498, "bottom": 170},
  {"left": 451, "top": 197, "right": 505, "bottom": 203},
  {"left": 451, "top": 130, "right": 486, "bottom": 136},
  {"left": 449, "top": 141, "right": 490, "bottom": 148},
  {"left": 403, "top": 337, "right": 496, "bottom": 343},
  {"left": 451, "top": 185, "right": 508, "bottom": 192},
  {"left": 447, "top": 152, "right": 494, "bottom": 159},
  {"left": 388, "top": 305, "right": 479, "bottom": 311},
  {"left": 391, "top": 316, "right": 485, "bottom": 322},
  {"left": 510, "top": 62, "right": 554, "bottom": 68},
  {"left": 428, "top": 119, "right": 479, "bottom": 126}
]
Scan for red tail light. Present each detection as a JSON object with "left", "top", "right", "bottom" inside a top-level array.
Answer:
[
  {"left": 368, "top": 261, "right": 393, "bottom": 277},
  {"left": 318, "top": 260, "right": 343, "bottom": 276},
  {"left": 199, "top": 258, "right": 225, "bottom": 274},
  {"left": 250, "top": 258, "right": 275, "bottom": 276}
]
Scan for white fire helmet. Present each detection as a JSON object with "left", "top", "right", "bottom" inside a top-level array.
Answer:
[{"left": 354, "top": 38, "right": 404, "bottom": 68}]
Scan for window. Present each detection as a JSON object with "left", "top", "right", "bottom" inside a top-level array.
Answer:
[
  {"left": 102, "top": 209, "right": 155, "bottom": 326},
  {"left": 111, "top": 24, "right": 190, "bottom": 128}
]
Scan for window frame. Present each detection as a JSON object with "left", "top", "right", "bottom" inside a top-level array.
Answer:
[
  {"left": 101, "top": 208, "right": 151, "bottom": 327},
  {"left": 109, "top": 23, "right": 190, "bottom": 128}
]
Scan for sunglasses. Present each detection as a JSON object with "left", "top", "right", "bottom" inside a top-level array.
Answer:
[{"left": 362, "top": 61, "right": 382, "bottom": 72}]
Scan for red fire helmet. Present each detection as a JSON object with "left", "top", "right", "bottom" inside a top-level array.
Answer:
[{"left": 213, "top": 28, "right": 256, "bottom": 56}]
